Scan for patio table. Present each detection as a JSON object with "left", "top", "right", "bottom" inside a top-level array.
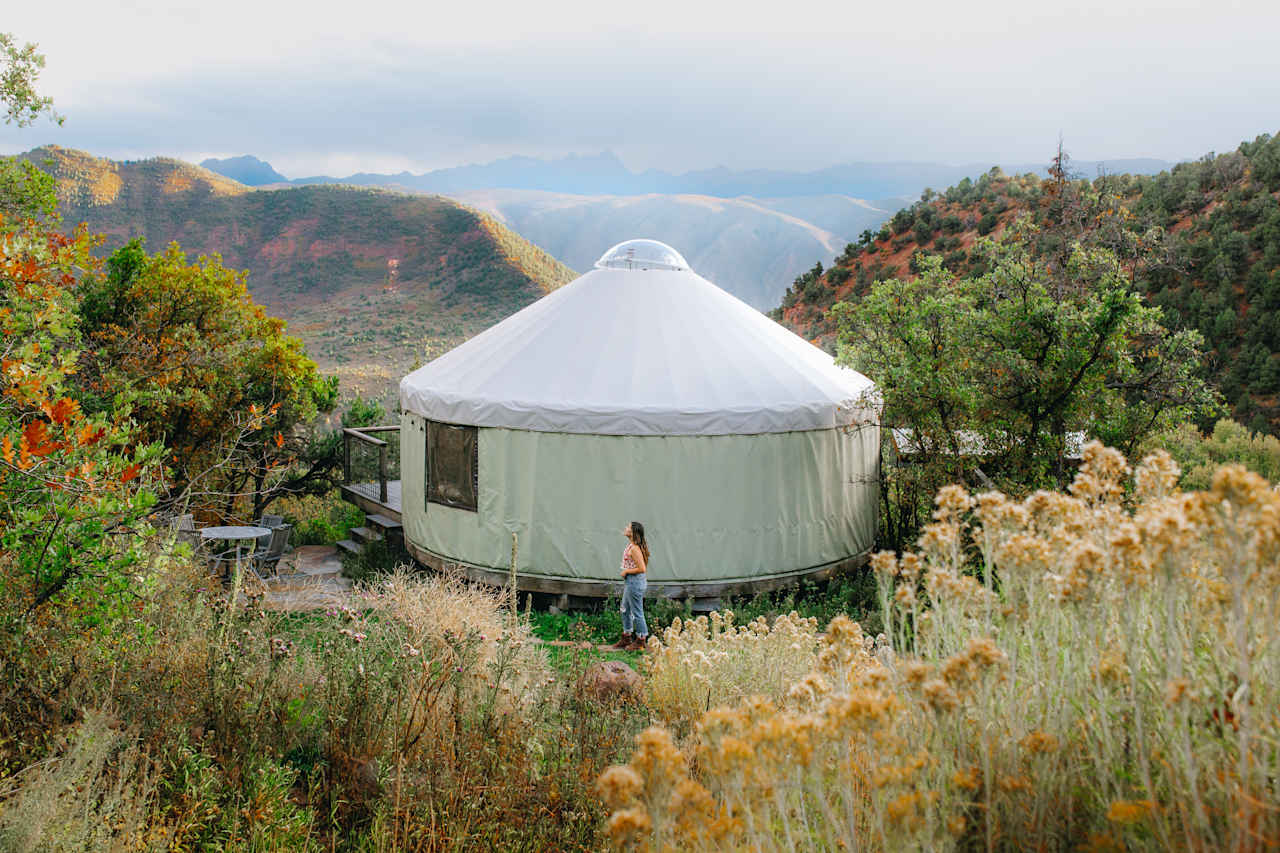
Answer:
[{"left": 200, "top": 526, "right": 271, "bottom": 579}]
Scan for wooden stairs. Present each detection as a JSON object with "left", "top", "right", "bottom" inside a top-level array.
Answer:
[{"left": 336, "top": 512, "right": 404, "bottom": 559}]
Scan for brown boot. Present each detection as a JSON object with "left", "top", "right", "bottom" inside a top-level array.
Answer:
[
  {"left": 612, "top": 631, "right": 634, "bottom": 649},
  {"left": 625, "top": 635, "right": 648, "bottom": 652}
]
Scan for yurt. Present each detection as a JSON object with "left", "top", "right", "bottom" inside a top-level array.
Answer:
[{"left": 398, "top": 239, "right": 879, "bottom": 600}]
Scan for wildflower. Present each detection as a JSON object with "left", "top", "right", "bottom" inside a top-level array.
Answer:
[
  {"left": 787, "top": 672, "right": 831, "bottom": 704},
  {"left": 974, "top": 490, "right": 1010, "bottom": 528},
  {"left": 606, "top": 806, "right": 652, "bottom": 841},
  {"left": 997, "top": 774, "right": 1032, "bottom": 793},
  {"left": 1071, "top": 442, "right": 1130, "bottom": 504},
  {"left": 902, "top": 660, "right": 932, "bottom": 687},
  {"left": 934, "top": 483, "right": 975, "bottom": 522},
  {"left": 596, "top": 765, "right": 643, "bottom": 807},
  {"left": 826, "top": 614, "right": 865, "bottom": 647},
  {"left": 268, "top": 637, "right": 293, "bottom": 660},
  {"left": 668, "top": 778, "right": 716, "bottom": 826},
  {"left": 885, "top": 791, "right": 924, "bottom": 828},
  {"left": 898, "top": 552, "right": 922, "bottom": 583},
  {"left": 951, "top": 766, "right": 981, "bottom": 791},
  {"left": 1094, "top": 647, "right": 1129, "bottom": 686},
  {"left": 870, "top": 551, "right": 898, "bottom": 584},
  {"left": 922, "top": 679, "right": 959, "bottom": 713},
  {"left": 1164, "top": 678, "right": 1191, "bottom": 705},
  {"left": 1019, "top": 731, "right": 1059, "bottom": 754},
  {"left": 1135, "top": 450, "right": 1181, "bottom": 500},
  {"left": 1106, "top": 799, "right": 1156, "bottom": 824},
  {"left": 1210, "top": 464, "right": 1271, "bottom": 508},
  {"left": 919, "top": 522, "right": 961, "bottom": 565}
]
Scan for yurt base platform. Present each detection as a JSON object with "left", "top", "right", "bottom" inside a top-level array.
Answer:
[{"left": 405, "top": 541, "right": 870, "bottom": 607}]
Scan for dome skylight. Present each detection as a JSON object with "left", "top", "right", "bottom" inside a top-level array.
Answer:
[{"left": 594, "top": 239, "right": 689, "bottom": 272}]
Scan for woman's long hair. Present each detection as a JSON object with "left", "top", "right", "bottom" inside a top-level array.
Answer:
[{"left": 630, "top": 521, "right": 650, "bottom": 563}]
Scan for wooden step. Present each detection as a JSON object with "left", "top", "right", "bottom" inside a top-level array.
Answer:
[
  {"left": 349, "top": 526, "right": 384, "bottom": 546},
  {"left": 335, "top": 538, "right": 364, "bottom": 557},
  {"left": 366, "top": 513, "right": 403, "bottom": 532}
]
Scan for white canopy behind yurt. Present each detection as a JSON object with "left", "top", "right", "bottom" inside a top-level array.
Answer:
[{"left": 398, "top": 240, "right": 879, "bottom": 597}]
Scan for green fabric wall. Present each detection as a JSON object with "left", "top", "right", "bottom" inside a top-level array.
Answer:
[{"left": 400, "top": 414, "right": 877, "bottom": 584}]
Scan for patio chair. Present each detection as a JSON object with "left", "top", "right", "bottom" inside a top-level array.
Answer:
[
  {"left": 251, "top": 523, "right": 292, "bottom": 581},
  {"left": 255, "top": 514, "right": 285, "bottom": 548},
  {"left": 170, "top": 513, "right": 201, "bottom": 548}
]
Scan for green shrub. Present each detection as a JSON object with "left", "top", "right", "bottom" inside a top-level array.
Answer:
[
  {"left": 1151, "top": 418, "right": 1280, "bottom": 490},
  {"left": 285, "top": 493, "right": 364, "bottom": 546}
]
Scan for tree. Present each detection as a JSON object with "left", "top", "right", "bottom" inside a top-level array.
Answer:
[
  {"left": 1, "top": 33, "right": 60, "bottom": 222},
  {"left": 0, "top": 157, "right": 56, "bottom": 222},
  {"left": 833, "top": 228, "right": 1219, "bottom": 548},
  {"left": 76, "top": 239, "right": 337, "bottom": 518},
  {"left": 0, "top": 218, "right": 162, "bottom": 617},
  {"left": 1, "top": 33, "right": 62, "bottom": 128}
]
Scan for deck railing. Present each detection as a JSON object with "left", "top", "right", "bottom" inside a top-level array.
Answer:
[{"left": 342, "top": 425, "right": 401, "bottom": 505}]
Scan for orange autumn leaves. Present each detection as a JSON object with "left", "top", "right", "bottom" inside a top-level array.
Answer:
[
  {"left": 4, "top": 398, "right": 107, "bottom": 468},
  {"left": 1, "top": 224, "right": 128, "bottom": 480},
  {"left": 1, "top": 213, "right": 162, "bottom": 611}
]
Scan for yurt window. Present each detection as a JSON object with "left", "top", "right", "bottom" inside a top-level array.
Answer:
[{"left": 425, "top": 421, "right": 479, "bottom": 511}]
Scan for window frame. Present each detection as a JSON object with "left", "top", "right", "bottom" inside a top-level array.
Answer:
[{"left": 424, "top": 419, "right": 479, "bottom": 512}]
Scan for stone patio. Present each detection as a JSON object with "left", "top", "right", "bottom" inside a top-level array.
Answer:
[{"left": 261, "top": 545, "right": 353, "bottom": 612}]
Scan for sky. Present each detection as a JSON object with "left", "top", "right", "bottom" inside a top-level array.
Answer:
[{"left": 3, "top": 0, "right": 1279, "bottom": 178}]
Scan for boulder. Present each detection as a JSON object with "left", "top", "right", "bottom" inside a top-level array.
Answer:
[{"left": 578, "top": 659, "right": 643, "bottom": 704}]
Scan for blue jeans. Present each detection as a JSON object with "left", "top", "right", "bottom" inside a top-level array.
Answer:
[{"left": 621, "top": 574, "right": 648, "bottom": 638}]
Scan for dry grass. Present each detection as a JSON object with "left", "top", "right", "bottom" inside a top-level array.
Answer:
[
  {"left": 601, "top": 443, "right": 1280, "bottom": 850},
  {"left": 643, "top": 611, "right": 828, "bottom": 737},
  {"left": 0, "top": 545, "right": 636, "bottom": 850},
  {"left": 0, "top": 711, "right": 164, "bottom": 852}
]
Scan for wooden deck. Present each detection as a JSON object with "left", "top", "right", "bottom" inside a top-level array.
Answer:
[{"left": 340, "top": 480, "right": 402, "bottom": 522}]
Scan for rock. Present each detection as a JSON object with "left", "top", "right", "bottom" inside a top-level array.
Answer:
[
  {"left": 354, "top": 758, "right": 380, "bottom": 792},
  {"left": 577, "top": 660, "right": 643, "bottom": 704},
  {"left": 548, "top": 604, "right": 562, "bottom": 615}
]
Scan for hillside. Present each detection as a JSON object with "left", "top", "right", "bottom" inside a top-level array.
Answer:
[
  {"left": 774, "top": 133, "right": 1280, "bottom": 434},
  {"left": 22, "top": 146, "right": 576, "bottom": 404},
  {"left": 450, "top": 189, "right": 899, "bottom": 308},
  {"left": 200, "top": 151, "right": 1171, "bottom": 310}
]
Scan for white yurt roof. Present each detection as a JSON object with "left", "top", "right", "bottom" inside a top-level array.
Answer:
[{"left": 400, "top": 240, "right": 876, "bottom": 436}]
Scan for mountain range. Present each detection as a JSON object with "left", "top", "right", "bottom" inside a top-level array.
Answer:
[
  {"left": 200, "top": 154, "right": 288, "bottom": 186},
  {"left": 200, "top": 150, "right": 1174, "bottom": 308},
  {"left": 25, "top": 146, "right": 575, "bottom": 405},
  {"left": 450, "top": 189, "right": 901, "bottom": 308},
  {"left": 204, "top": 150, "right": 1174, "bottom": 200}
]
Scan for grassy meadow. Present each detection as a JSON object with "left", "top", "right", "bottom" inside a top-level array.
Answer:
[{"left": 3, "top": 442, "right": 1278, "bottom": 850}]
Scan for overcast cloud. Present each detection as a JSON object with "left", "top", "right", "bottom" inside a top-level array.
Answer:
[{"left": 3, "top": 0, "right": 1278, "bottom": 176}]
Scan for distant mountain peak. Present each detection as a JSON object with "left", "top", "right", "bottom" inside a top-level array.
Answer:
[{"left": 201, "top": 154, "right": 287, "bottom": 186}]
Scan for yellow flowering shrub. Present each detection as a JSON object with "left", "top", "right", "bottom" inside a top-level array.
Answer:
[
  {"left": 643, "top": 610, "right": 830, "bottom": 734},
  {"left": 603, "top": 443, "right": 1280, "bottom": 850}
]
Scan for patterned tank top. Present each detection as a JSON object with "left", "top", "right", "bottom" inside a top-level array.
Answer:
[{"left": 621, "top": 545, "right": 642, "bottom": 574}]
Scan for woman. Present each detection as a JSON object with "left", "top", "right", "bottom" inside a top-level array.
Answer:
[{"left": 614, "top": 521, "right": 650, "bottom": 651}]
